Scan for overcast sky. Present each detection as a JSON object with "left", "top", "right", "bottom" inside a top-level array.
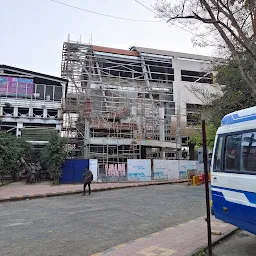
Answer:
[{"left": 2, "top": 0, "right": 213, "bottom": 77}]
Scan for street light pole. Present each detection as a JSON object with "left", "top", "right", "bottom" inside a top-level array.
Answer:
[{"left": 202, "top": 119, "right": 212, "bottom": 256}]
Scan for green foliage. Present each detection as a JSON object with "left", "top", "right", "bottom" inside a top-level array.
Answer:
[
  {"left": 189, "top": 123, "right": 217, "bottom": 150},
  {"left": 190, "top": 56, "right": 256, "bottom": 150},
  {"left": 40, "top": 133, "right": 66, "bottom": 185},
  {"left": 205, "top": 57, "right": 256, "bottom": 128},
  {"left": 0, "top": 133, "right": 32, "bottom": 184}
]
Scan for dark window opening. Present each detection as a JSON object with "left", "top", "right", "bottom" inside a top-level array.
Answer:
[
  {"left": 225, "top": 134, "right": 242, "bottom": 171},
  {"left": 45, "top": 85, "right": 53, "bottom": 100},
  {"left": 182, "top": 137, "right": 188, "bottom": 144},
  {"left": 213, "top": 136, "right": 224, "bottom": 171},
  {"left": 186, "top": 104, "right": 202, "bottom": 126},
  {"left": 181, "top": 70, "right": 213, "bottom": 84},
  {"left": 36, "top": 84, "right": 45, "bottom": 99},
  {"left": 18, "top": 108, "right": 29, "bottom": 116},
  {"left": 54, "top": 86, "right": 62, "bottom": 101},
  {"left": 33, "top": 108, "right": 43, "bottom": 117},
  {"left": 152, "top": 94, "right": 159, "bottom": 100},
  {"left": 242, "top": 132, "right": 256, "bottom": 172},
  {"left": 3, "top": 107, "right": 13, "bottom": 115},
  {"left": 48, "top": 109, "right": 58, "bottom": 118}
]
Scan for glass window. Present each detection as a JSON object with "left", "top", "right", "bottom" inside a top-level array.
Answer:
[
  {"left": 225, "top": 134, "right": 242, "bottom": 171},
  {"left": 36, "top": 84, "right": 45, "bottom": 100},
  {"left": 54, "top": 86, "right": 62, "bottom": 101},
  {"left": 213, "top": 136, "right": 223, "bottom": 171},
  {"left": 241, "top": 132, "right": 256, "bottom": 172},
  {"left": 45, "top": 85, "right": 53, "bottom": 100}
]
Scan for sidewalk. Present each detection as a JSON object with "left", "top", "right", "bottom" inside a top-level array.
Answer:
[
  {"left": 92, "top": 217, "right": 236, "bottom": 256},
  {"left": 0, "top": 179, "right": 186, "bottom": 202}
]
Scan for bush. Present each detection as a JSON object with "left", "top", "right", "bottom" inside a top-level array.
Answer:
[{"left": 40, "top": 133, "right": 66, "bottom": 185}]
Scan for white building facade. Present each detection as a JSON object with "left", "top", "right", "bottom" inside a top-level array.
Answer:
[{"left": 0, "top": 65, "right": 67, "bottom": 145}]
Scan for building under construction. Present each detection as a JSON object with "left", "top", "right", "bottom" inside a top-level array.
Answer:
[{"left": 61, "top": 41, "right": 215, "bottom": 176}]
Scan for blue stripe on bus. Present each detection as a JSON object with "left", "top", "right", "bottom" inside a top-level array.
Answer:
[
  {"left": 211, "top": 185, "right": 256, "bottom": 205},
  {"left": 221, "top": 112, "right": 256, "bottom": 126}
]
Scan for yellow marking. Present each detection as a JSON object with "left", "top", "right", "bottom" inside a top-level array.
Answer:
[
  {"left": 159, "top": 249, "right": 177, "bottom": 256},
  {"left": 114, "top": 243, "right": 126, "bottom": 249},
  {"left": 135, "top": 237, "right": 145, "bottom": 242}
]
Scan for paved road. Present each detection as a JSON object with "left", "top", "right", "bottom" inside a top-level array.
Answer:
[
  {"left": 0, "top": 184, "right": 205, "bottom": 256},
  {"left": 211, "top": 230, "right": 256, "bottom": 256}
]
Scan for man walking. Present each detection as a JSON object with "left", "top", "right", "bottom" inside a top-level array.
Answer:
[{"left": 83, "top": 167, "right": 93, "bottom": 196}]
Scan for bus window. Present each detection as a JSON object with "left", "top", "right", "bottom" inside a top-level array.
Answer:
[
  {"left": 242, "top": 132, "right": 256, "bottom": 172},
  {"left": 225, "top": 134, "right": 242, "bottom": 172},
  {"left": 213, "top": 136, "right": 224, "bottom": 171}
]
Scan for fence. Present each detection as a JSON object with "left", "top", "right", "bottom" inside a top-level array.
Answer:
[{"left": 60, "top": 159, "right": 204, "bottom": 183}]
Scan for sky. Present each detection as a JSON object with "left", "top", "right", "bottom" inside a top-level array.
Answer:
[{"left": 1, "top": 0, "right": 213, "bottom": 77}]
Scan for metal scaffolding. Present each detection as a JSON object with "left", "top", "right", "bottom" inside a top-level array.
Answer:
[{"left": 61, "top": 40, "right": 181, "bottom": 177}]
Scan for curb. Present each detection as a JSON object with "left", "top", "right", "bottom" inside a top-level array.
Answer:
[
  {"left": 0, "top": 180, "right": 187, "bottom": 203},
  {"left": 188, "top": 227, "right": 239, "bottom": 256}
]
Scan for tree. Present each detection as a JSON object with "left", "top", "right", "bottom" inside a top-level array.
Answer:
[
  {"left": 0, "top": 133, "right": 32, "bottom": 184},
  {"left": 41, "top": 133, "right": 67, "bottom": 185},
  {"left": 207, "top": 57, "right": 256, "bottom": 125},
  {"left": 189, "top": 122, "right": 217, "bottom": 149},
  {"left": 154, "top": 0, "right": 256, "bottom": 94},
  {"left": 188, "top": 56, "right": 256, "bottom": 149}
]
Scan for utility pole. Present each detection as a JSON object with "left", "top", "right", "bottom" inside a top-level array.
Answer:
[{"left": 202, "top": 120, "right": 212, "bottom": 256}]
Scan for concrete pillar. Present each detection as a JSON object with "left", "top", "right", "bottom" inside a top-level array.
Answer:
[
  {"left": 43, "top": 109, "right": 47, "bottom": 118},
  {"left": 172, "top": 56, "right": 182, "bottom": 159},
  {"left": 16, "top": 123, "right": 23, "bottom": 137},
  {"left": 159, "top": 107, "right": 165, "bottom": 142},
  {"left": 0, "top": 106, "right": 3, "bottom": 116},
  {"left": 160, "top": 149, "right": 165, "bottom": 159},
  {"left": 13, "top": 107, "right": 18, "bottom": 117},
  {"left": 57, "top": 109, "right": 61, "bottom": 119},
  {"left": 29, "top": 108, "right": 33, "bottom": 117}
]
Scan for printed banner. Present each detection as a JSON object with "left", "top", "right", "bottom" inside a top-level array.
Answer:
[
  {"left": 0, "top": 76, "right": 33, "bottom": 96},
  {"left": 127, "top": 159, "right": 151, "bottom": 181}
]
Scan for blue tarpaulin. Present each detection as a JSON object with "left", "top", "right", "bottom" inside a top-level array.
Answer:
[{"left": 60, "top": 159, "right": 89, "bottom": 184}]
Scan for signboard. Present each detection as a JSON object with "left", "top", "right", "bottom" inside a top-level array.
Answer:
[
  {"left": 153, "top": 160, "right": 178, "bottom": 180},
  {"left": 127, "top": 159, "right": 151, "bottom": 181},
  {"left": 105, "top": 164, "right": 126, "bottom": 177},
  {"left": 153, "top": 160, "right": 201, "bottom": 180},
  {"left": 0, "top": 76, "right": 33, "bottom": 96},
  {"left": 89, "top": 159, "right": 98, "bottom": 181}
]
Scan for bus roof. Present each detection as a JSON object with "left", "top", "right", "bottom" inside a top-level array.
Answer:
[{"left": 221, "top": 106, "right": 256, "bottom": 126}]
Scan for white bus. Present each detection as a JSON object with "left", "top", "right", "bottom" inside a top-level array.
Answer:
[{"left": 211, "top": 106, "right": 256, "bottom": 234}]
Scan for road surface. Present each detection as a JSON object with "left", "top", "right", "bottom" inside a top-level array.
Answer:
[{"left": 0, "top": 184, "right": 206, "bottom": 256}]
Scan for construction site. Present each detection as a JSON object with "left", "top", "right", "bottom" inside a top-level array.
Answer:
[{"left": 61, "top": 40, "right": 215, "bottom": 178}]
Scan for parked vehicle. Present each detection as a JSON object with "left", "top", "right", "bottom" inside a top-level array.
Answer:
[{"left": 211, "top": 106, "right": 256, "bottom": 234}]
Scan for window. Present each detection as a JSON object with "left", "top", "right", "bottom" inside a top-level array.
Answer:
[
  {"left": 45, "top": 85, "right": 53, "bottom": 100},
  {"left": 36, "top": 84, "right": 45, "bottom": 99},
  {"left": 181, "top": 70, "right": 213, "bottom": 84},
  {"left": 213, "top": 136, "right": 224, "bottom": 171},
  {"left": 54, "top": 86, "right": 62, "bottom": 101},
  {"left": 241, "top": 132, "right": 256, "bottom": 172},
  {"left": 186, "top": 104, "right": 202, "bottom": 126},
  {"left": 225, "top": 134, "right": 242, "bottom": 171}
]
